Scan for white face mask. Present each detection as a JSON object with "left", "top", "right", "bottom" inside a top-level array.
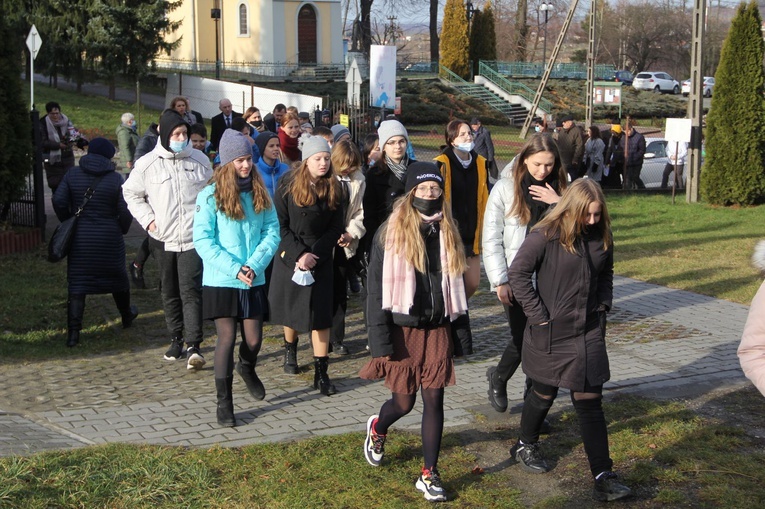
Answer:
[
  {"left": 535, "top": 125, "right": 542, "bottom": 133},
  {"left": 455, "top": 141, "right": 474, "bottom": 153}
]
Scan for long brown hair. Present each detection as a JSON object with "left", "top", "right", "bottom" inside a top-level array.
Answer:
[
  {"left": 331, "top": 138, "right": 362, "bottom": 176},
  {"left": 285, "top": 154, "right": 340, "bottom": 209},
  {"left": 533, "top": 178, "right": 612, "bottom": 254},
  {"left": 509, "top": 133, "right": 568, "bottom": 224},
  {"left": 212, "top": 160, "right": 272, "bottom": 219},
  {"left": 378, "top": 190, "right": 466, "bottom": 275}
]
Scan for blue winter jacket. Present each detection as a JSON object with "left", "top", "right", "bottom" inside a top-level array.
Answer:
[
  {"left": 256, "top": 157, "right": 290, "bottom": 198},
  {"left": 193, "top": 184, "right": 280, "bottom": 289}
]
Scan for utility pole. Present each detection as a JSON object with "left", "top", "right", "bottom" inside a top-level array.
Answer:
[
  {"left": 386, "top": 16, "right": 398, "bottom": 45},
  {"left": 686, "top": 0, "right": 706, "bottom": 203},
  {"left": 585, "top": 0, "right": 597, "bottom": 130}
]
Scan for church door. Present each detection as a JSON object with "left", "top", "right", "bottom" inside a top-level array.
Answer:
[{"left": 297, "top": 5, "right": 317, "bottom": 64}]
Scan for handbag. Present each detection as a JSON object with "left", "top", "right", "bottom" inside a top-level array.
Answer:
[{"left": 48, "top": 176, "right": 104, "bottom": 262}]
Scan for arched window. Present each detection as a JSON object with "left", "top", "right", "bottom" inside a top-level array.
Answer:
[
  {"left": 238, "top": 2, "right": 249, "bottom": 37},
  {"left": 297, "top": 5, "right": 317, "bottom": 64}
]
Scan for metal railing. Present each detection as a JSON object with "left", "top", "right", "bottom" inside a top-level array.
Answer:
[
  {"left": 482, "top": 60, "right": 616, "bottom": 80},
  {"left": 153, "top": 57, "right": 349, "bottom": 81},
  {"left": 478, "top": 62, "right": 553, "bottom": 113}
]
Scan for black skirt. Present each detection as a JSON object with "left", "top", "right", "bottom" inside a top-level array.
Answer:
[{"left": 203, "top": 285, "right": 269, "bottom": 321}]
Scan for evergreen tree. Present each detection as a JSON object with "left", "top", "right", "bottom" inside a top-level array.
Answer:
[
  {"left": 0, "top": 16, "right": 32, "bottom": 206},
  {"left": 440, "top": 0, "right": 470, "bottom": 79},
  {"left": 469, "top": 2, "right": 497, "bottom": 76},
  {"left": 701, "top": 1, "right": 765, "bottom": 205}
]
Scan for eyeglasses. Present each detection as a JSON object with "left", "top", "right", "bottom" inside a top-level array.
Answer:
[
  {"left": 415, "top": 185, "right": 442, "bottom": 196},
  {"left": 386, "top": 139, "right": 407, "bottom": 147}
]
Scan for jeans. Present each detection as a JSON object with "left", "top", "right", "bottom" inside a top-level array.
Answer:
[
  {"left": 149, "top": 237, "right": 203, "bottom": 343},
  {"left": 623, "top": 164, "right": 645, "bottom": 190},
  {"left": 660, "top": 163, "right": 684, "bottom": 189}
]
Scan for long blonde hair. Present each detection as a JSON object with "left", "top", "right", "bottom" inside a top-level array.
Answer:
[
  {"left": 532, "top": 178, "right": 612, "bottom": 254},
  {"left": 284, "top": 156, "right": 340, "bottom": 209},
  {"left": 378, "top": 191, "right": 466, "bottom": 275},
  {"left": 509, "top": 133, "right": 567, "bottom": 223},
  {"left": 212, "top": 160, "right": 272, "bottom": 219}
]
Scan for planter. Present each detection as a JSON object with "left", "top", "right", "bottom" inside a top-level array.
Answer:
[{"left": 0, "top": 228, "right": 43, "bottom": 255}]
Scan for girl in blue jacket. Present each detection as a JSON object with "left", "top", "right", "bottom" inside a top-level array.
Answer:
[
  {"left": 193, "top": 129, "right": 280, "bottom": 427},
  {"left": 255, "top": 131, "right": 290, "bottom": 198}
]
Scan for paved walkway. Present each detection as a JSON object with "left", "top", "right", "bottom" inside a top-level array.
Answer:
[{"left": 0, "top": 269, "right": 750, "bottom": 456}]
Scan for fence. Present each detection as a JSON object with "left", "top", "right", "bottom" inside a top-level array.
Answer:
[{"left": 2, "top": 110, "right": 45, "bottom": 233}]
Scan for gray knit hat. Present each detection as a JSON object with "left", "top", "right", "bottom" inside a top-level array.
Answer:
[
  {"left": 300, "top": 135, "right": 331, "bottom": 160},
  {"left": 377, "top": 119, "right": 409, "bottom": 148},
  {"left": 219, "top": 129, "right": 252, "bottom": 167},
  {"left": 331, "top": 124, "right": 351, "bottom": 143}
]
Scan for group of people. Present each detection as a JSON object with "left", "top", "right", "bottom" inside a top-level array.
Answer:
[{"left": 47, "top": 97, "right": 630, "bottom": 502}]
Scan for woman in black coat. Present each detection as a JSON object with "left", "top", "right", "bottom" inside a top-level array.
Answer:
[
  {"left": 268, "top": 136, "right": 344, "bottom": 395},
  {"left": 52, "top": 138, "right": 136, "bottom": 348},
  {"left": 507, "top": 179, "right": 630, "bottom": 502}
]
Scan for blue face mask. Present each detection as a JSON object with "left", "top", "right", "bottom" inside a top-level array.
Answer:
[
  {"left": 373, "top": 120, "right": 379, "bottom": 128},
  {"left": 455, "top": 141, "right": 474, "bottom": 153},
  {"left": 169, "top": 139, "right": 188, "bottom": 153},
  {"left": 534, "top": 125, "right": 542, "bottom": 132}
]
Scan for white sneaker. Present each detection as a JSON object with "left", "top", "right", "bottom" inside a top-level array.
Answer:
[
  {"left": 186, "top": 345, "right": 206, "bottom": 370},
  {"left": 415, "top": 467, "right": 447, "bottom": 502}
]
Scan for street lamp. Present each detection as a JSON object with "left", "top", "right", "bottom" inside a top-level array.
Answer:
[
  {"left": 211, "top": 0, "right": 221, "bottom": 79},
  {"left": 466, "top": 0, "right": 478, "bottom": 25},
  {"left": 540, "top": 2, "right": 553, "bottom": 69}
]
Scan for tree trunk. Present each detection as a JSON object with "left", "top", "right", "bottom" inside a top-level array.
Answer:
[
  {"left": 109, "top": 78, "right": 116, "bottom": 101},
  {"left": 360, "top": 0, "right": 373, "bottom": 56},
  {"left": 430, "top": 0, "right": 440, "bottom": 62},
  {"left": 515, "top": 0, "right": 528, "bottom": 61}
]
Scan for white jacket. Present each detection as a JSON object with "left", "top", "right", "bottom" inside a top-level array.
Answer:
[
  {"left": 122, "top": 142, "right": 212, "bottom": 252},
  {"left": 337, "top": 171, "right": 366, "bottom": 259},
  {"left": 481, "top": 177, "right": 528, "bottom": 289},
  {"left": 738, "top": 241, "right": 765, "bottom": 397}
]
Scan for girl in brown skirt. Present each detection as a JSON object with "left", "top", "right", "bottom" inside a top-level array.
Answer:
[{"left": 360, "top": 162, "right": 467, "bottom": 502}]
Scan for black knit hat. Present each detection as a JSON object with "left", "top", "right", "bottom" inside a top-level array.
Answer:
[
  {"left": 255, "top": 131, "right": 278, "bottom": 157},
  {"left": 405, "top": 162, "right": 444, "bottom": 194}
]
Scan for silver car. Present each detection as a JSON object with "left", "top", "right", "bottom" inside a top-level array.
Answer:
[
  {"left": 641, "top": 138, "right": 687, "bottom": 188},
  {"left": 633, "top": 72, "right": 680, "bottom": 94}
]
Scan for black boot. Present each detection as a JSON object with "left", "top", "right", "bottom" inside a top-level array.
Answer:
[
  {"left": 235, "top": 357, "right": 266, "bottom": 400},
  {"left": 330, "top": 341, "right": 350, "bottom": 355},
  {"left": 215, "top": 376, "right": 236, "bottom": 427},
  {"left": 313, "top": 356, "right": 337, "bottom": 396},
  {"left": 487, "top": 366, "right": 508, "bottom": 412},
  {"left": 66, "top": 330, "right": 80, "bottom": 348},
  {"left": 67, "top": 294, "right": 85, "bottom": 348},
  {"left": 284, "top": 338, "right": 299, "bottom": 375}
]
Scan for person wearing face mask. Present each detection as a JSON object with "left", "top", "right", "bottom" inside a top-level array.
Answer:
[
  {"left": 244, "top": 106, "right": 266, "bottom": 136},
  {"left": 268, "top": 136, "right": 344, "bottom": 393},
  {"left": 193, "top": 130, "right": 280, "bottom": 427},
  {"left": 507, "top": 179, "right": 630, "bottom": 503},
  {"left": 123, "top": 109, "right": 213, "bottom": 369},
  {"left": 361, "top": 163, "right": 467, "bottom": 502},
  {"left": 433, "top": 119, "right": 490, "bottom": 356},
  {"left": 482, "top": 133, "right": 565, "bottom": 424}
]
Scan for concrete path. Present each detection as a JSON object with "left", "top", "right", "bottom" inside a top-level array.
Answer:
[{"left": 0, "top": 269, "right": 750, "bottom": 456}]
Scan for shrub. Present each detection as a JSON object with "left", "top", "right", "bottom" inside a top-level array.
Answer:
[{"left": 440, "top": 0, "right": 470, "bottom": 79}]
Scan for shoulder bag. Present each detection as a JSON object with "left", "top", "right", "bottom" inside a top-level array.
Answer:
[{"left": 48, "top": 176, "right": 104, "bottom": 262}]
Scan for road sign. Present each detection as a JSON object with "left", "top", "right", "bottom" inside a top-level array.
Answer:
[{"left": 26, "top": 25, "right": 42, "bottom": 59}]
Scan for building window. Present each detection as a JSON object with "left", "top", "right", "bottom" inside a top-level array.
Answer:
[{"left": 238, "top": 2, "right": 249, "bottom": 37}]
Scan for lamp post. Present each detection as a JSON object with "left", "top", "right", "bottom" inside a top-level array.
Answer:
[
  {"left": 466, "top": 0, "right": 477, "bottom": 26},
  {"left": 540, "top": 2, "right": 553, "bottom": 68},
  {"left": 211, "top": 1, "right": 221, "bottom": 79}
]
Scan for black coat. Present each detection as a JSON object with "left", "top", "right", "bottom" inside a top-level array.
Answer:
[
  {"left": 210, "top": 111, "right": 243, "bottom": 150},
  {"left": 263, "top": 113, "right": 277, "bottom": 134},
  {"left": 52, "top": 154, "right": 133, "bottom": 295},
  {"left": 366, "top": 223, "right": 448, "bottom": 359},
  {"left": 361, "top": 161, "right": 411, "bottom": 256},
  {"left": 508, "top": 228, "right": 613, "bottom": 392},
  {"left": 133, "top": 123, "right": 159, "bottom": 162},
  {"left": 268, "top": 177, "right": 344, "bottom": 332},
  {"left": 40, "top": 116, "right": 76, "bottom": 190}
]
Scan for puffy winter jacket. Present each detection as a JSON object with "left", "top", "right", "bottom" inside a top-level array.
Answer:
[{"left": 481, "top": 178, "right": 528, "bottom": 289}]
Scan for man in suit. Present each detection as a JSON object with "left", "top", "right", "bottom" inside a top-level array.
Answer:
[
  {"left": 263, "top": 104, "right": 288, "bottom": 133},
  {"left": 210, "top": 98, "right": 242, "bottom": 150}
]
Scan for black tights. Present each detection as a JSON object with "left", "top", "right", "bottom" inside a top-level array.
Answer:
[
  {"left": 213, "top": 316, "right": 263, "bottom": 379},
  {"left": 375, "top": 388, "right": 445, "bottom": 470}
]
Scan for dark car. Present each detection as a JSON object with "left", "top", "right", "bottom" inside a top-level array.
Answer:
[{"left": 611, "top": 70, "right": 634, "bottom": 86}]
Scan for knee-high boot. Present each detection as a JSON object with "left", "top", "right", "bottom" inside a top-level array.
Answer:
[
  {"left": 283, "top": 336, "right": 299, "bottom": 374},
  {"left": 215, "top": 376, "right": 236, "bottom": 427},
  {"left": 313, "top": 356, "right": 336, "bottom": 396},
  {"left": 67, "top": 294, "right": 86, "bottom": 347}
]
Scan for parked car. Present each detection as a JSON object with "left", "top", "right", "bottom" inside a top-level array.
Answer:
[
  {"left": 633, "top": 72, "right": 680, "bottom": 94},
  {"left": 681, "top": 76, "right": 715, "bottom": 97},
  {"left": 640, "top": 137, "right": 689, "bottom": 188},
  {"left": 611, "top": 70, "right": 634, "bottom": 86}
]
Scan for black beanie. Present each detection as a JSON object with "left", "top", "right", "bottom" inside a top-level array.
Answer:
[
  {"left": 158, "top": 109, "right": 189, "bottom": 151},
  {"left": 405, "top": 162, "right": 444, "bottom": 194},
  {"left": 255, "top": 131, "right": 278, "bottom": 158}
]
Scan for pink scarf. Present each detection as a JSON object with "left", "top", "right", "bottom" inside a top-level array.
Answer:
[{"left": 381, "top": 210, "right": 468, "bottom": 320}]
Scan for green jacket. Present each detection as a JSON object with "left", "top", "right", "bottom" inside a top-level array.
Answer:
[{"left": 116, "top": 123, "right": 139, "bottom": 168}]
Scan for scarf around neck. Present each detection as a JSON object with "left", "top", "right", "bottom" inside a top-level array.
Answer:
[
  {"left": 238, "top": 175, "right": 253, "bottom": 193},
  {"left": 385, "top": 154, "right": 409, "bottom": 182},
  {"left": 521, "top": 170, "right": 560, "bottom": 233},
  {"left": 45, "top": 113, "right": 71, "bottom": 164},
  {"left": 381, "top": 208, "right": 468, "bottom": 320}
]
